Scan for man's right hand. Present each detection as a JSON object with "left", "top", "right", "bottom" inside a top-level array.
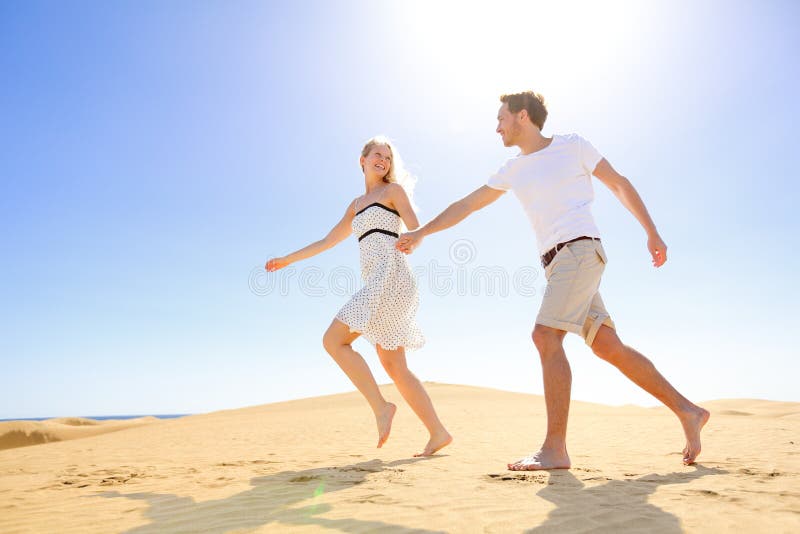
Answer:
[{"left": 396, "top": 230, "right": 424, "bottom": 254}]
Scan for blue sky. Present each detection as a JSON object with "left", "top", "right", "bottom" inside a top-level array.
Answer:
[{"left": 1, "top": 1, "right": 798, "bottom": 418}]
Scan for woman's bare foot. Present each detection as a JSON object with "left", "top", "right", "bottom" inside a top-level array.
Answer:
[
  {"left": 508, "top": 448, "right": 571, "bottom": 471},
  {"left": 376, "top": 402, "right": 397, "bottom": 448},
  {"left": 414, "top": 431, "right": 453, "bottom": 457},
  {"left": 680, "top": 405, "right": 710, "bottom": 465}
]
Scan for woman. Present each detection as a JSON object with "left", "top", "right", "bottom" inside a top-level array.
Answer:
[{"left": 266, "top": 136, "right": 452, "bottom": 457}]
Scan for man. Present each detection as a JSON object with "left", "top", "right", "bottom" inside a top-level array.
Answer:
[{"left": 395, "top": 91, "right": 709, "bottom": 470}]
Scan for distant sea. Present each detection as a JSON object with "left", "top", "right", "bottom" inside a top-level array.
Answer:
[{"left": 0, "top": 414, "right": 190, "bottom": 422}]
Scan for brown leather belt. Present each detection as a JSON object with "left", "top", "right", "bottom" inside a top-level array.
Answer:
[{"left": 540, "top": 236, "right": 600, "bottom": 268}]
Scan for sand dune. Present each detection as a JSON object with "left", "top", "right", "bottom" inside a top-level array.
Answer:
[
  {"left": 0, "top": 417, "right": 160, "bottom": 451},
  {"left": 0, "top": 384, "right": 798, "bottom": 533}
]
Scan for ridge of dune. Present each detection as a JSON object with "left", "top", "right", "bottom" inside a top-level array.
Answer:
[
  {"left": 201, "top": 382, "right": 658, "bottom": 419},
  {"left": 0, "top": 416, "right": 161, "bottom": 451},
  {"left": 196, "top": 383, "right": 800, "bottom": 421},
  {"left": 696, "top": 398, "right": 800, "bottom": 418},
  {"left": 47, "top": 417, "right": 102, "bottom": 426}
]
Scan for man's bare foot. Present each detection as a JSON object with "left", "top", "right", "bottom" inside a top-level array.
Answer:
[
  {"left": 376, "top": 402, "right": 397, "bottom": 448},
  {"left": 508, "top": 448, "right": 571, "bottom": 471},
  {"left": 413, "top": 431, "right": 453, "bottom": 457},
  {"left": 680, "top": 405, "right": 710, "bottom": 465}
]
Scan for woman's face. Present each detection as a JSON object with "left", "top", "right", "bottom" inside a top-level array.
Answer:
[{"left": 361, "top": 145, "right": 392, "bottom": 179}]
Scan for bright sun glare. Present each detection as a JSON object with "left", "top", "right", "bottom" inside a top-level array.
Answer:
[{"left": 397, "top": 1, "right": 649, "bottom": 107}]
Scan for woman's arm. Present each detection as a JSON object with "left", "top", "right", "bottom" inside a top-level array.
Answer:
[
  {"left": 385, "top": 183, "right": 420, "bottom": 231},
  {"left": 266, "top": 199, "right": 355, "bottom": 271}
]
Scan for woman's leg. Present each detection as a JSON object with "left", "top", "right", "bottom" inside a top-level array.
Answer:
[
  {"left": 323, "top": 319, "right": 396, "bottom": 448},
  {"left": 376, "top": 344, "right": 452, "bottom": 456}
]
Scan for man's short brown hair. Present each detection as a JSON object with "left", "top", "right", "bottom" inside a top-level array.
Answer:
[{"left": 500, "top": 91, "right": 548, "bottom": 130}]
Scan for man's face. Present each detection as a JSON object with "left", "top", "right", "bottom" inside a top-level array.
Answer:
[{"left": 496, "top": 103, "right": 522, "bottom": 147}]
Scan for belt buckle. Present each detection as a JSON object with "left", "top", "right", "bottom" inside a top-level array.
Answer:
[{"left": 541, "top": 246, "right": 556, "bottom": 269}]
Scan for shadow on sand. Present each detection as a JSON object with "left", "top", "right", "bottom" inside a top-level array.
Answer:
[
  {"left": 100, "top": 457, "right": 444, "bottom": 533},
  {"left": 526, "top": 464, "right": 727, "bottom": 533}
]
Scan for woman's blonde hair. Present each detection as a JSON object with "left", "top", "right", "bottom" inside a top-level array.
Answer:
[{"left": 360, "top": 135, "right": 418, "bottom": 210}]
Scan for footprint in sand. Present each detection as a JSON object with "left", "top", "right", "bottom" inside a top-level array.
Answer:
[
  {"left": 685, "top": 489, "right": 721, "bottom": 497},
  {"left": 738, "top": 467, "right": 783, "bottom": 478},
  {"left": 289, "top": 475, "right": 321, "bottom": 483},
  {"left": 485, "top": 473, "right": 547, "bottom": 484}
]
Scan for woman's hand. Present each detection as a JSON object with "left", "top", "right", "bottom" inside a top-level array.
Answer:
[
  {"left": 396, "top": 230, "right": 424, "bottom": 254},
  {"left": 265, "top": 257, "right": 290, "bottom": 271}
]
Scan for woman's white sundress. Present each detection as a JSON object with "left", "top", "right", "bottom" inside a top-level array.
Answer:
[{"left": 335, "top": 201, "right": 425, "bottom": 351}]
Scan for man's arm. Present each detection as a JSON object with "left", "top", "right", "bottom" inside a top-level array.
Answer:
[
  {"left": 593, "top": 158, "right": 667, "bottom": 267},
  {"left": 396, "top": 186, "right": 505, "bottom": 253}
]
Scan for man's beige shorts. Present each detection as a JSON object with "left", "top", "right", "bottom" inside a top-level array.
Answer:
[{"left": 536, "top": 238, "right": 616, "bottom": 347}]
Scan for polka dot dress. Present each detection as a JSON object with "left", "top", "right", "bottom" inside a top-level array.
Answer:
[{"left": 335, "top": 202, "right": 425, "bottom": 351}]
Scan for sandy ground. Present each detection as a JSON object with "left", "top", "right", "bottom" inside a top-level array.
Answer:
[{"left": 1, "top": 383, "right": 798, "bottom": 533}]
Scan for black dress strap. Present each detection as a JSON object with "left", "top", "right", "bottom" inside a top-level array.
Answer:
[
  {"left": 358, "top": 229, "right": 399, "bottom": 242},
  {"left": 355, "top": 202, "right": 400, "bottom": 217}
]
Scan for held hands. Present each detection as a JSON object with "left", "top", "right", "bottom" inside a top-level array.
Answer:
[
  {"left": 265, "top": 257, "right": 290, "bottom": 271},
  {"left": 395, "top": 230, "right": 424, "bottom": 254},
  {"left": 648, "top": 234, "right": 668, "bottom": 267}
]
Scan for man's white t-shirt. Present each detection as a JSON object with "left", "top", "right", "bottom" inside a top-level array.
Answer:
[{"left": 487, "top": 133, "right": 604, "bottom": 255}]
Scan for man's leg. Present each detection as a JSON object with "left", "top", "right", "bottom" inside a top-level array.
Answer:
[
  {"left": 508, "top": 324, "right": 572, "bottom": 470},
  {"left": 590, "top": 324, "right": 710, "bottom": 464},
  {"left": 508, "top": 240, "right": 604, "bottom": 471}
]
